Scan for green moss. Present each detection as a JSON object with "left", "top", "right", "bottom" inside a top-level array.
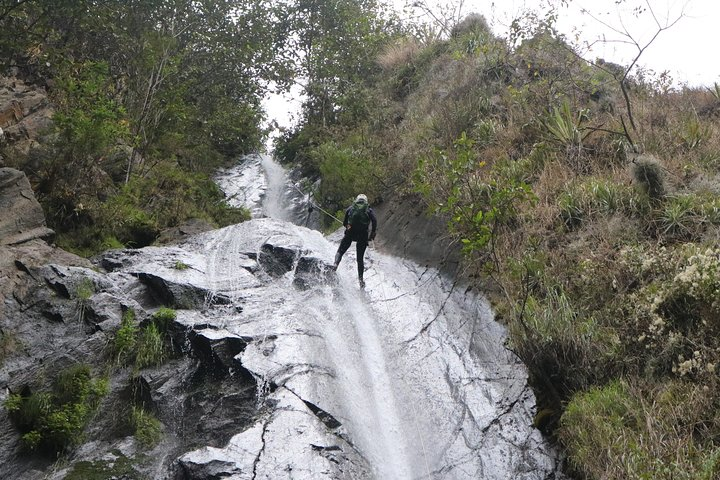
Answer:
[{"left": 64, "top": 450, "right": 146, "bottom": 480}]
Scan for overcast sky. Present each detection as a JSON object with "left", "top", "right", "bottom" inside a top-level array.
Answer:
[
  {"left": 263, "top": 0, "right": 718, "bottom": 145},
  {"left": 422, "top": 0, "right": 719, "bottom": 87}
]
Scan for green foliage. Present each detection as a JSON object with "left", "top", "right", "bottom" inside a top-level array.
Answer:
[
  {"left": 1, "top": 0, "right": 275, "bottom": 256},
  {"left": 115, "top": 309, "right": 138, "bottom": 365},
  {"left": 130, "top": 406, "right": 163, "bottom": 448},
  {"left": 678, "top": 112, "right": 710, "bottom": 151},
  {"left": 415, "top": 133, "right": 536, "bottom": 257},
  {"left": 560, "top": 380, "right": 720, "bottom": 480},
  {"left": 135, "top": 323, "right": 165, "bottom": 369},
  {"left": 114, "top": 308, "right": 176, "bottom": 369},
  {"left": 173, "top": 261, "right": 189, "bottom": 270},
  {"left": 151, "top": 308, "right": 177, "bottom": 328},
  {"left": 557, "top": 178, "right": 645, "bottom": 229},
  {"left": 312, "top": 140, "right": 385, "bottom": 223},
  {"left": 543, "top": 100, "right": 588, "bottom": 148},
  {"left": 4, "top": 365, "right": 108, "bottom": 455}
]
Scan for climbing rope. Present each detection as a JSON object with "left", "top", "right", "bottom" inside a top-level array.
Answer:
[{"left": 290, "top": 183, "right": 344, "bottom": 225}]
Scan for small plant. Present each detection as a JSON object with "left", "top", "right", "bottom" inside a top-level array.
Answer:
[
  {"left": 659, "top": 195, "right": 697, "bottom": 237},
  {"left": 75, "top": 278, "right": 95, "bottom": 323},
  {"left": 114, "top": 308, "right": 176, "bottom": 369},
  {"left": 4, "top": 364, "right": 108, "bottom": 455},
  {"left": 135, "top": 323, "right": 165, "bottom": 369},
  {"left": 544, "top": 101, "right": 585, "bottom": 146},
  {"left": 707, "top": 82, "right": 720, "bottom": 102},
  {"left": 679, "top": 112, "right": 710, "bottom": 151},
  {"left": 173, "top": 261, "right": 189, "bottom": 270},
  {"left": 114, "top": 309, "right": 138, "bottom": 364},
  {"left": 130, "top": 406, "right": 163, "bottom": 448}
]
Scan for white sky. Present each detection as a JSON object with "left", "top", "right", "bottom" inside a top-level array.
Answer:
[
  {"left": 458, "top": 0, "right": 719, "bottom": 87},
  {"left": 263, "top": 0, "right": 719, "bottom": 147}
]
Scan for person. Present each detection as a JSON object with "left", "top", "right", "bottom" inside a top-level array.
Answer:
[{"left": 333, "top": 194, "right": 377, "bottom": 288}]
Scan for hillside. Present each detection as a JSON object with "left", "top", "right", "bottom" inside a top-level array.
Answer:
[
  {"left": 275, "top": 12, "right": 720, "bottom": 480},
  {"left": 2, "top": 1, "right": 720, "bottom": 477}
]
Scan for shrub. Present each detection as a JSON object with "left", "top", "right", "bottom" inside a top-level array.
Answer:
[
  {"left": 560, "top": 379, "right": 720, "bottom": 480},
  {"left": 4, "top": 364, "right": 108, "bottom": 455},
  {"left": 631, "top": 155, "right": 665, "bottom": 200},
  {"left": 313, "top": 140, "right": 384, "bottom": 223}
]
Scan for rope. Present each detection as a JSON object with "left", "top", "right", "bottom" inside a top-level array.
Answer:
[{"left": 290, "top": 183, "right": 344, "bottom": 225}]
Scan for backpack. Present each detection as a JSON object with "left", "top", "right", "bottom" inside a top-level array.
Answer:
[{"left": 349, "top": 201, "right": 370, "bottom": 231}]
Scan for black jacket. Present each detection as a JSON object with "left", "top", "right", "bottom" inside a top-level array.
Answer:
[{"left": 342, "top": 204, "right": 377, "bottom": 241}]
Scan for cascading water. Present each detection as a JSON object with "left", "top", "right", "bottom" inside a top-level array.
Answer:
[
  {"left": 0, "top": 154, "right": 564, "bottom": 480},
  {"left": 172, "top": 153, "right": 565, "bottom": 479}
]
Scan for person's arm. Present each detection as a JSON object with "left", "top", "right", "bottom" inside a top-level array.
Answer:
[
  {"left": 343, "top": 207, "right": 351, "bottom": 229},
  {"left": 369, "top": 208, "right": 377, "bottom": 240}
]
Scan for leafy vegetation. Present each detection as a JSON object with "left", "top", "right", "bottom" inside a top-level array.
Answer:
[
  {"left": 0, "top": 0, "right": 276, "bottom": 254},
  {"left": 114, "top": 308, "right": 177, "bottom": 370},
  {"left": 4, "top": 364, "right": 108, "bottom": 455},
  {"left": 278, "top": 4, "right": 720, "bottom": 478},
  {"left": 130, "top": 406, "right": 163, "bottom": 448}
]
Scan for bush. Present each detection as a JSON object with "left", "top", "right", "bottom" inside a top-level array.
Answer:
[
  {"left": 4, "top": 364, "right": 108, "bottom": 455},
  {"left": 312, "top": 140, "right": 385, "bottom": 224},
  {"left": 631, "top": 155, "right": 666, "bottom": 200},
  {"left": 560, "top": 379, "right": 720, "bottom": 480}
]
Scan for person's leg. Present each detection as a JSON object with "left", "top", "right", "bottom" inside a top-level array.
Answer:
[
  {"left": 334, "top": 234, "right": 353, "bottom": 269},
  {"left": 356, "top": 239, "right": 368, "bottom": 286}
]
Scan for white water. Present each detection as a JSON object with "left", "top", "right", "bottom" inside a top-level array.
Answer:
[{"left": 193, "top": 155, "right": 562, "bottom": 479}]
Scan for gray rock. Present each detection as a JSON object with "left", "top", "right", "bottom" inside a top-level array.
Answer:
[{"left": 0, "top": 168, "right": 54, "bottom": 246}]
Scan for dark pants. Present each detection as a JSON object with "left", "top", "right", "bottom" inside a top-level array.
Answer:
[{"left": 335, "top": 231, "right": 368, "bottom": 280}]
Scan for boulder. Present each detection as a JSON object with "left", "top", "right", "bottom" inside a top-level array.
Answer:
[{"left": 0, "top": 168, "right": 54, "bottom": 246}]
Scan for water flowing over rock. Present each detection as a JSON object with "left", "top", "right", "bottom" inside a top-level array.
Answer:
[{"left": 0, "top": 154, "right": 565, "bottom": 479}]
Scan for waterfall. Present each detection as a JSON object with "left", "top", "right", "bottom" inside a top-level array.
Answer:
[{"left": 186, "top": 155, "right": 564, "bottom": 479}]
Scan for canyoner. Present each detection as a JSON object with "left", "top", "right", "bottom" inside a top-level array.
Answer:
[{"left": 332, "top": 194, "right": 378, "bottom": 288}]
